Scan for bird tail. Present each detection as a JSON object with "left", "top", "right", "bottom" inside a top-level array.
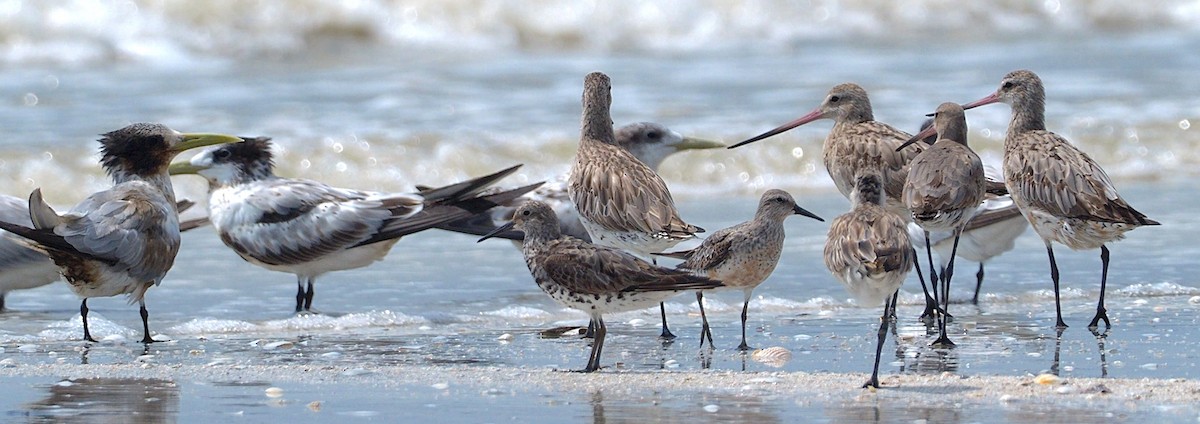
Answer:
[
  {"left": 624, "top": 273, "right": 724, "bottom": 293},
  {"left": 417, "top": 164, "right": 523, "bottom": 204},
  {"left": 353, "top": 181, "right": 544, "bottom": 247},
  {"left": 28, "top": 189, "right": 61, "bottom": 230}
]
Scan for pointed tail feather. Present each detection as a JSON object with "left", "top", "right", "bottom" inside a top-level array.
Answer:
[
  {"left": 28, "top": 189, "right": 61, "bottom": 230},
  {"left": 180, "top": 216, "right": 212, "bottom": 232},
  {"left": 624, "top": 273, "right": 723, "bottom": 293},
  {"left": 417, "top": 164, "right": 523, "bottom": 204},
  {"left": 0, "top": 220, "right": 119, "bottom": 266},
  {"left": 354, "top": 182, "right": 544, "bottom": 247},
  {"left": 432, "top": 213, "right": 526, "bottom": 241}
]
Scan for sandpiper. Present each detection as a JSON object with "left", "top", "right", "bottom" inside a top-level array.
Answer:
[
  {"left": 479, "top": 201, "right": 723, "bottom": 372},
  {"left": 568, "top": 72, "right": 705, "bottom": 339},
  {"left": 169, "top": 137, "right": 540, "bottom": 313},
  {"left": 659, "top": 189, "right": 823, "bottom": 350},
  {"left": 962, "top": 69, "right": 1159, "bottom": 330},
  {"left": 825, "top": 171, "right": 914, "bottom": 388},
  {"left": 0, "top": 124, "right": 241, "bottom": 343},
  {"left": 898, "top": 102, "right": 986, "bottom": 347}
]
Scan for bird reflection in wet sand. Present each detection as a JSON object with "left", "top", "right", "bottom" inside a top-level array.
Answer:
[
  {"left": 479, "top": 201, "right": 722, "bottom": 372},
  {"left": 170, "top": 137, "right": 540, "bottom": 314},
  {"left": 0, "top": 124, "right": 241, "bottom": 343},
  {"left": 23, "top": 377, "right": 180, "bottom": 423}
]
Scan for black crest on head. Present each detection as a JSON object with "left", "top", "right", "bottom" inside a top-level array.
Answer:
[
  {"left": 98, "top": 123, "right": 175, "bottom": 178},
  {"left": 213, "top": 136, "right": 276, "bottom": 181}
]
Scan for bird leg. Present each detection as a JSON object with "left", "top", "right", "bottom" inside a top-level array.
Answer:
[
  {"left": 912, "top": 247, "right": 939, "bottom": 323},
  {"left": 584, "top": 321, "right": 596, "bottom": 338},
  {"left": 0, "top": 294, "right": 6, "bottom": 312},
  {"left": 972, "top": 263, "right": 986, "bottom": 305},
  {"left": 81, "top": 299, "right": 97, "bottom": 343},
  {"left": 931, "top": 230, "right": 962, "bottom": 348},
  {"left": 582, "top": 317, "right": 606, "bottom": 372},
  {"left": 1046, "top": 243, "right": 1068, "bottom": 329},
  {"left": 658, "top": 302, "right": 676, "bottom": 340},
  {"left": 696, "top": 292, "right": 713, "bottom": 349},
  {"left": 294, "top": 277, "right": 306, "bottom": 313},
  {"left": 737, "top": 290, "right": 752, "bottom": 351},
  {"left": 864, "top": 292, "right": 894, "bottom": 389},
  {"left": 1088, "top": 245, "right": 1112, "bottom": 330},
  {"left": 139, "top": 301, "right": 156, "bottom": 344},
  {"left": 304, "top": 278, "right": 316, "bottom": 312}
]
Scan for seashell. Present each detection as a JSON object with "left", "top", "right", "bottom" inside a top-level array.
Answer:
[
  {"left": 265, "top": 387, "right": 284, "bottom": 398},
  {"left": 1033, "top": 373, "right": 1060, "bottom": 385},
  {"left": 751, "top": 346, "right": 793, "bottom": 367}
]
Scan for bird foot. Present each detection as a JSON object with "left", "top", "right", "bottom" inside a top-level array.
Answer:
[
  {"left": 737, "top": 342, "right": 752, "bottom": 352},
  {"left": 930, "top": 336, "right": 956, "bottom": 349},
  {"left": 862, "top": 379, "right": 880, "bottom": 389},
  {"left": 1086, "top": 310, "right": 1111, "bottom": 331},
  {"left": 659, "top": 328, "right": 677, "bottom": 340}
]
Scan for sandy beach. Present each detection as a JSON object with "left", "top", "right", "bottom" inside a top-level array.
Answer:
[{"left": 4, "top": 361, "right": 1199, "bottom": 422}]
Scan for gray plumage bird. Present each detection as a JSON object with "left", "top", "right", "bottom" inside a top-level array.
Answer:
[
  {"left": 659, "top": 189, "right": 823, "bottom": 350},
  {"left": 169, "top": 137, "right": 541, "bottom": 313},
  {"left": 0, "top": 124, "right": 241, "bottom": 343}
]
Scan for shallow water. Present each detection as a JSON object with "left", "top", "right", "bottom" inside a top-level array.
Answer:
[{"left": 2, "top": 1, "right": 1200, "bottom": 421}]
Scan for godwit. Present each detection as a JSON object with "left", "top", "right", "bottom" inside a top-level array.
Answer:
[
  {"left": 729, "top": 83, "right": 939, "bottom": 320},
  {"left": 659, "top": 189, "right": 823, "bottom": 350},
  {"left": 169, "top": 137, "right": 540, "bottom": 313},
  {"left": 898, "top": 102, "right": 987, "bottom": 347},
  {"left": 568, "top": 72, "right": 705, "bottom": 339},
  {"left": 479, "top": 201, "right": 722, "bottom": 372},
  {"left": 963, "top": 69, "right": 1159, "bottom": 329},
  {"left": 824, "top": 171, "right": 914, "bottom": 388},
  {"left": 0, "top": 124, "right": 241, "bottom": 343}
]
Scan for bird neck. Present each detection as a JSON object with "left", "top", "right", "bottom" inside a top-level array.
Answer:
[
  {"left": 1007, "top": 94, "right": 1046, "bottom": 136},
  {"left": 124, "top": 173, "right": 178, "bottom": 204}
]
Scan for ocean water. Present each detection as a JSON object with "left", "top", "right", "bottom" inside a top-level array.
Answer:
[{"left": 1, "top": 0, "right": 1199, "bottom": 421}]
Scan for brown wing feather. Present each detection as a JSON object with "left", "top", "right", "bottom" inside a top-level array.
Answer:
[
  {"left": 537, "top": 238, "right": 721, "bottom": 295},
  {"left": 825, "top": 121, "right": 924, "bottom": 204},
  {"left": 1007, "top": 131, "right": 1156, "bottom": 225},
  {"left": 824, "top": 205, "right": 914, "bottom": 277},
  {"left": 569, "top": 142, "right": 700, "bottom": 238},
  {"left": 903, "top": 143, "right": 986, "bottom": 215},
  {"left": 673, "top": 225, "right": 740, "bottom": 272}
]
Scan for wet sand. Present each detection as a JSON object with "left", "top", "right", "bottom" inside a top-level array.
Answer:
[{"left": 3, "top": 361, "right": 1199, "bottom": 422}]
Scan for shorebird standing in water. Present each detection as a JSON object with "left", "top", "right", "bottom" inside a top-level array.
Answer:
[
  {"left": 898, "top": 102, "right": 986, "bottom": 347},
  {"left": 568, "top": 72, "right": 705, "bottom": 339},
  {"left": 0, "top": 124, "right": 241, "bottom": 343},
  {"left": 963, "top": 69, "right": 1159, "bottom": 330},
  {"left": 169, "top": 137, "right": 540, "bottom": 314},
  {"left": 479, "top": 201, "right": 723, "bottom": 372},
  {"left": 659, "top": 189, "right": 823, "bottom": 350},
  {"left": 729, "top": 83, "right": 941, "bottom": 319},
  {"left": 824, "top": 172, "right": 914, "bottom": 388},
  {"left": 0, "top": 196, "right": 204, "bottom": 312},
  {"left": 905, "top": 119, "right": 1028, "bottom": 306}
]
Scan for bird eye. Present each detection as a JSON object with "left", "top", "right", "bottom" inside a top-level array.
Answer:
[
  {"left": 521, "top": 210, "right": 531, "bottom": 216},
  {"left": 1002, "top": 81, "right": 1014, "bottom": 90},
  {"left": 829, "top": 95, "right": 841, "bottom": 103},
  {"left": 214, "top": 149, "right": 231, "bottom": 159},
  {"left": 646, "top": 131, "right": 660, "bottom": 139}
]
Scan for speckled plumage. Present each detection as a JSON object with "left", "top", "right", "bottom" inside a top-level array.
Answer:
[
  {"left": 964, "top": 69, "right": 1159, "bottom": 330},
  {"left": 824, "top": 172, "right": 913, "bottom": 388},
  {"left": 567, "top": 72, "right": 703, "bottom": 256},
  {"left": 489, "top": 201, "right": 722, "bottom": 372},
  {"left": 731, "top": 83, "right": 927, "bottom": 218},
  {"left": 901, "top": 102, "right": 986, "bottom": 347},
  {"left": 664, "top": 189, "right": 822, "bottom": 350}
]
